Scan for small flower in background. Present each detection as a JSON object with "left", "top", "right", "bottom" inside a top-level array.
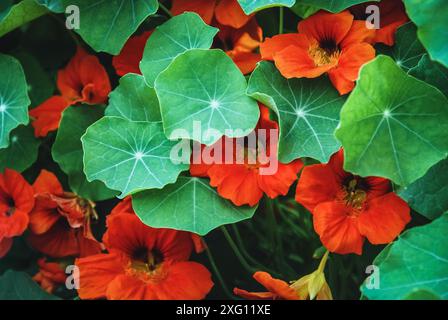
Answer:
[
  {"left": 33, "top": 258, "right": 67, "bottom": 293},
  {"left": 112, "top": 31, "right": 153, "bottom": 76},
  {"left": 30, "top": 47, "right": 111, "bottom": 138},
  {"left": 295, "top": 149, "right": 411, "bottom": 255},
  {"left": 260, "top": 10, "right": 376, "bottom": 95},
  {"left": 0, "top": 169, "right": 34, "bottom": 258},
  {"left": 75, "top": 207, "right": 213, "bottom": 300},
  {"left": 28, "top": 170, "right": 102, "bottom": 258}
]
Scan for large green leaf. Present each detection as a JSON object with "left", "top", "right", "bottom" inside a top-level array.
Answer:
[
  {"left": 298, "top": 0, "right": 377, "bottom": 12},
  {"left": 0, "top": 0, "right": 48, "bottom": 37},
  {"left": 409, "top": 54, "right": 448, "bottom": 97},
  {"left": 53, "top": 106, "right": 118, "bottom": 201},
  {"left": 155, "top": 49, "right": 259, "bottom": 145},
  {"left": 82, "top": 117, "right": 188, "bottom": 197},
  {"left": 399, "top": 159, "right": 448, "bottom": 220},
  {"left": 0, "top": 125, "right": 40, "bottom": 173},
  {"left": 35, "top": 0, "right": 65, "bottom": 13},
  {"left": 247, "top": 61, "right": 343, "bottom": 163},
  {"left": 0, "top": 270, "right": 61, "bottom": 300},
  {"left": 0, "top": 0, "right": 13, "bottom": 22},
  {"left": 106, "top": 73, "right": 161, "bottom": 122},
  {"left": 237, "top": 0, "right": 296, "bottom": 14},
  {"left": 335, "top": 55, "right": 448, "bottom": 186},
  {"left": 133, "top": 177, "right": 257, "bottom": 235},
  {"left": 379, "top": 23, "right": 426, "bottom": 72},
  {"left": 0, "top": 54, "right": 30, "bottom": 149},
  {"left": 140, "top": 12, "right": 218, "bottom": 87},
  {"left": 361, "top": 213, "right": 448, "bottom": 300},
  {"left": 58, "top": 0, "right": 159, "bottom": 54},
  {"left": 403, "top": 0, "right": 448, "bottom": 68}
]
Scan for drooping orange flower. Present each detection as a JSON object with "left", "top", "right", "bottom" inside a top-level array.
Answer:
[
  {"left": 30, "top": 47, "right": 111, "bottom": 137},
  {"left": 260, "top": 10, "right": 376, "bottom": 95},
  {"left": 0, "top": 169, "right": 34, "bottom": 258},
  {"left": 171, "top": 0, "right": 251, "bottom": 29},
  {"left": 351, "top": 0, "right": 409, "bottom": 46},
  {"left": 28, "top": 170, "right": 102, "bottom": 258},
  {"left": 112, "top": 31, "right": 152, "bottom": 76},
  {"left": 295, "top": 149, "right": 411, "bottom": 255},
  {"left": 215, "top": 17, "right": 262, "bottom": 74},
  {"left": 190, "top": 105, "right": 303, "bottom": 207},
  {"left": 33, "top": 258, "right": 67, "bottom": 293},
  {"left": 75, "top": 211, "right": 213, "bottom": 300}
]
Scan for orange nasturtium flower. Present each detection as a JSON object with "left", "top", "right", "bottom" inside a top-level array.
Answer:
[
  {"left": 33, "top": 258, "right": 67, "bottom": 293},
  {"left": 30, "top": 47, "right": 111, "bottom": 137},
  {"left": 260, "top": 10, "right": 376, "bottom": 95},
  {"left": 171, "top": 0, "right": 251, "bottom": 29},
  {"left": 234, "top": 251, "right": 332, "bottom": 300},
  {"left": 75, "top": 210, "right": 213, "bottom": 300},
  {"left": 295, "top": 149, "right": 411, "bottom": 255},
  {"left": 0, "top": 169, "right": 34, "bottom": 258},
  {"left": 112, "top": 31, "right": 153, "bottom": 76},
  {"left": 351, "top": 0, "right": 409, "bottom": 46},
  {"left": 28, "top": 170, "right": 102, "bottom": 258},
  {"left": 190, "top": 105, "right": 303, "bottom": 207}
]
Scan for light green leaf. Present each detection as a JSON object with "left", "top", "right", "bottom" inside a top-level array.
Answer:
[
  {"left": 361, "top": 213, "right": 448, "bottom": 300},
  {"left": 0, "top": 270, "right": 61, "bottom": 300},
  {"left": 247, "top": 61, "right": 343, "bottom": 163},
  {"left": 0, "top": 125, "right": 40, "bottom": 173},
  {"left": 237, "top": 0, "right": 296, "bottom": 14},
  {"left": 399, "top": 159, "right": 448, "bottom": 220},
  {"left": 0, "top": 1, "right": 13, "bottom": 22},
  {"left": 409, "top": 54, "right": 448, "bottom": 97},
  {"left": 403, "top": 0, "right": 448, "bottom": 67},
  {"left": 291, "top": 3, "right": 319, "bottom": 18},
  {"left": 335, "top": 55, "right": 448, "bottom": 186},
  {"left": 82, "top": 117, "right": 189, "bottom": 197},
  {"left": 106, "top": 73, "right": 161, "bottom": 122},
  {"left": 404, "top": 289, "right": 441, "bottom": 300},
  {"left": 140, "top": 12, "right": 218, "bottom": 87},
  {"left": 155, "top": 49, "right": 260, "bottom": 146},
  {"left": 53, "top": 105, "right": 118, "bottom": 201},
  {"left": 0, "top": 0, "right": 48, "bottom": 37},
  {"left": 0, "top": 54, "right": 30, "bottom": 149},
  {"left": 298, "top": 0, "right": 377, "bottom": 12},
  {"left": 35, "top": 0, "right": 65, "bottom": 13},
  {"left": 59, "top": 0, "right": 158, "bottom": 54},
  {"left": 133, "top": 177, "right": 257, "bottom": 235}
]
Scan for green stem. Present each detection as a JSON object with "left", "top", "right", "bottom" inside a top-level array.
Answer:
[
  {"left": 278, "top": 7, "right": 284, "bottom": 34},
  {"left": 221, "top": 226, "right": 256, "bottom": 274},
  {"left": 203, "top": 241, "right": 234, "bottom": 299},
  {"left": 158, "top": 2, "right": 173, "bottom": 18}
]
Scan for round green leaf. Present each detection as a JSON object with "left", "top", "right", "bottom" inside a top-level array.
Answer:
[
  {"left": 0, "top": 270, "right": 60, "bottom": 300},
  {"left": 247, "top": 61, "right": 344, "bottom": 163},
  {"left": 155, "top": 49, "right": 260, "bottom": 146},
  {"left": 133, "top": 177, "right": 257, "bottom": 235},
  {"left": 106, "top": 73, "right": 161, "bottom": 122},
  {"left": 53, "top": 105, "right": 118, "bottom": 201},
  {"left": 403, "top": 0, "right": 448, "bottom": 68},
  {"left": 361, "top": 213, "right": 448, "bottom": 300},
  {"left": 404, "top": 289, "right": 441, "bottom": 300},
  {"left": 140, "top": 12, "right": 218, "bottom": 87},
  {"left": 35, "top": 0, "right": 65, "bottom": 13},
  {"left": 409, "top": 54, "right": 448, "bottom": 97},
  {"left": 82, "top": 117, "right": 189, "bottom": 197},
  {"left": 399, "top": 159, "right": 448, "bottom": 220},
  {"left": 335, "top": 55, "right": 448, "bottom": 186},
  {"left": 0, "top": 54, "right": 30, "bottom": 149},
  {"left": 0, "top": 125, "right": 40, "bottom": 173},
  {"left": 237, "top": 0, "right": 296, "bottom": 14},
  {"left": 299, "top": 0, "right": 377, "bottom": 12},
  {"left": 0, "top": 0, "right": 48, "bottom": 37},
  {"left": 60, "top": 0, "right": 159, "bottom": 54}
]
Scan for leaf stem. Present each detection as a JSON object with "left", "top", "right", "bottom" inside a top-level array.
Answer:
[
  {"left": 279, "top": 7, "right": 284, "bottom": 34},
  {"left": 158, "top": 2, "right": 173, "bottom": 18},
  {"left": 203, "top": 240, "right": 234, "bottom": 299},
  {"left": 221, "top": 226, "right": 256, "bottom": 274}
]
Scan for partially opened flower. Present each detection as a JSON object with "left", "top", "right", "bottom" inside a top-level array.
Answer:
[
  {"left": 75, "top": 212, "right": 213, "bottom": 300},
  {"left": 191, "top": 105, "right": 303, "bottom": 207},
  {"left": 33, "top": 258, "right": 67, "bottom": 293},
  {"left": 0, "top": 169, "right": 34, "bottom": 258},
  {"left": 28, "top": 170, "right": 102, "bottom": 258},
  {"left": 112, "top": 31, "right": 152, "bottom": 76},
  {"left": 351, "top": 0, "right": 409, "bottom": 46},
  {"left": 30, "top": 47, "right": 111, "bottom": 137},
  {"left": 295, "top": 149, "right": 411, "bottom": 255},
  {"left": 260, "top": 10, "right": 376, "bottom": 95},
  {"left": 171, "top": 0, "right": 251, "bottom": 29}
]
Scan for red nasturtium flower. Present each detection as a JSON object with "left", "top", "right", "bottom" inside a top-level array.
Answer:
[
  {"left": 112, "top": 31, "right": 153, "bottom": 76},
  {"left": 171, "top": 0, "right": 251, "bottom": 29},
  {"left": 33, "top": 258, "right": 67, "bottom": 293},
  {"left": 28, "top": 170, "right": 102, "bottom": 258},
  {"left": 0, "top": 169, "right": 34, "bottom": 258},
  {"left": 351, "top": 0, "right": 409, "bottom": 46},
  {"left": 295, "top": 149, "right": 411, "bottom": 255},
  {"left": 260, "top": 10, "right": 376, "bottom": 95},
  {"left": 75, "top": 209, "right": 213, "bottom": 300},
  {"left": 191, "top": 105, "right": 303, "bottom": 207},
  {"left": 30, "top": 47, "right": 111, "bottom": 137}
]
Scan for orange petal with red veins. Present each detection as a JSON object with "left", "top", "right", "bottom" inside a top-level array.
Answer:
[
  {"left": 341, "top": 20, "right": 376, "bottom": 48},
  {"left": 215, "top": 0, "right": 251, "bottom": 29},
  {"left": 33, "top": 169, "right": 64, "bottom": 195},
  {"left": 258, "top": 160, "right": 303, "bottom": 199},
  {"left": 228, "top": 50, "right": 260, "bottom": 75},
  {"left": 112, "top": 31, "right": 152, "bottom": 76},
  {"left": 260, "top": 34, "right": 309, "bottom": 60},
  {"left": 171, "top": 0, "right": 216, "bottom": 25},
  {"left": 253, "top": 271, "right": 299, "bottom": 300},
  {"left": 29, "top": 96, "right": 70, "bottom": 138}
]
